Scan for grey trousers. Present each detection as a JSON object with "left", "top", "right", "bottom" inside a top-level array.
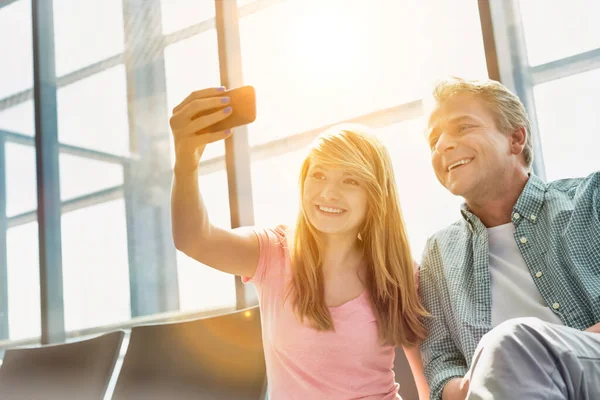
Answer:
[{"left": 465, "top": 317, "right": 600, "bottom": 400}]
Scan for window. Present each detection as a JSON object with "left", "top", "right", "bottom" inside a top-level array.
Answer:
[
  {"left": 501, "top": 1, "right": 600, "bottom": 180},
  {"left": 0, "top": 101, "right": 35, "bottom": 137},
  {"left": 533, "top": 69, "right": 600, "bottom": 181},
  {"left": 244, "top": 0, "right": 487, "bottom": 261},
  {"left": 59, "top": 155, "right": 123, "bottom": 202},
  {"left": 519, "top": 0, "right": 600, "bottom": 66},
  {"left": 61, "top": 200, "right": 131, "bottom": 332},
  {"left": 7, "top": 222, "right": 41, "bottom": 341},
  {"left": 177, "top": 169, "right": 235, "bottom": 312},
  {"left": 160, "top": 0, "right": 215, "bottom": 35},
  {"left": 0, "top": 0, "right": 32, "bottom": 98},
  {"left": 164, "top": 30, "right": 223, "bottom": 163},
  {"left": 5, "top": 143, "right": 37, "bottom": 218},
  {"left": 52, "top": 0, "right": 124, "bottom": 76},
  {"left": 56, "top": 66, "right": 130, "bottom": 155}
]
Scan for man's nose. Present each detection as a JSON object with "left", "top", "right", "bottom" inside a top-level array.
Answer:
[{"left": 435, "top": 131, "right": 457, "bottom": 154}]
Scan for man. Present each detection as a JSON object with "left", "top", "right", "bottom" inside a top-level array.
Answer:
[{"left": 419, "top": 77, "right": 600, "bottom": 400}]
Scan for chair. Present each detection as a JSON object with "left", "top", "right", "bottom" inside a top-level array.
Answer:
[
  {"left": 112, "top": 306, "right": 266, "bottom": 400},
  {"left": 0, "top": 330, "right": 125, "bottom": 400},
  {"left": 394, "top": 346, "right": 419, "bottom": 400}
]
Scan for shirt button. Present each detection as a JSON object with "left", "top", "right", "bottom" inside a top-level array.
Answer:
[
  {"left": 513, "top": 213, "right": 520, "bottom": 220},
  {"left": 520, "top": 237, "right": 528, "bottom": 244},
  {"left": 530, "top": 214, "right": 537, "bottom": 221},
  {"left": 552, "top": 303, "right": 560, "bottom": 310},
  {"left": 535, "top": 271, "right": 542, "bottom": 278}
]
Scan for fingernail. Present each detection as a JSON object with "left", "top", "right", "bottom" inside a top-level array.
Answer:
[
  {"left": 220, "top": 96, "right": 230, "bottom": 104},
  {"left": 217, "top": 87, "right": 226, "bottom": 92},
  {"left": 223, "top": 107, "right": 232, "bottom": 114},
  {"left": 225, "top": 129, "right": 232, "bottom": 134}
]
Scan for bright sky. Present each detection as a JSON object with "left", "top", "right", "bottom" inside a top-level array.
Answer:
[{"left": 0, "top": 0, "right": 598, "bottom": 341}]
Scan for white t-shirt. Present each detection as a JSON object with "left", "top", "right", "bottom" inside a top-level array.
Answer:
[{"left": 487, "top": 223, "right": 564, "bottom": 327}]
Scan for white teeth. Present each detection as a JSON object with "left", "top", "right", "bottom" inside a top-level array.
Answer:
[
  {"left": 448, "top": 158, "right": 472, "bottom": 171},
  {"left": 319, "top": 206, "right": 344, "bottom": 214}
]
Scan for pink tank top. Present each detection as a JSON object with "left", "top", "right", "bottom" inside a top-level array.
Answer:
[{"left": 243, "top": 226, "right": 402, "bottom": 400}]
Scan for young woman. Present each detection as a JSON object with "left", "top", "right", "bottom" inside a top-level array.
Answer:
[{"left": 170, "top": 87, "right": 429, "bottom": 400}]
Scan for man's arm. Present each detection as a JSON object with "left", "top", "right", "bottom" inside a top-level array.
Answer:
[
  {"left": 419, "top": 241, "right": 469, "bottom": 400},
  {"left": 594, "top": 171, "right": 600, "bottom": 223}
]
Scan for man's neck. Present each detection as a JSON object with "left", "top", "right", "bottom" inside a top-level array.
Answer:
[{"left": 466, "top": 171, "right": 529, "bottom": 228}]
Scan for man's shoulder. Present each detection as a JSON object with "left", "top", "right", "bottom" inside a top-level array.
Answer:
[
  {"left": 421, "top": 219, "right": 470, "bottom": 272},
  {"left": 426, "top": 219, "right": 469, "bottom": 247},
  {"left": 546, "top": 170, "right": 600, "bottom": 195}
]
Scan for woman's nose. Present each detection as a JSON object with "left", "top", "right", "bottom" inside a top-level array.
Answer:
[{"left": 320, "top": 182, "right": 340, "bottom": 201}]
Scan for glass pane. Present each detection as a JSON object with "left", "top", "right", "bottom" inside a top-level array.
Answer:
[
  {"left": 177, "top": 168, "right": 235, "bottom": 312},
  {"left": 59, "top": 154, "right": 123, "bottom": 202},
  {"left": 533, "top": 68, "right": 600, "bottom": 181},
  {"left": 53, "top": 0, "right": 125, "bottom": 76},
  {"left": 250, "top": 148, "right": 305, "bottom": 228},
  {"left": 239, "top": 0, "right": 487, "bottom": 146},
  {"left": 160, "top": 0, "right": 215, "bottom": 35},
  {"left": 0, "top": 101, "right": 35, "bottom": 136},
  {"left": 57, "top": 65, "right": 130, "bottom": 155},
  {"left": 375, "top": 118, "right": 464, "bottom": 257},
  {"left": 5, "top": 142, "right": 37, "bottom": 217},
  {"left": 164, "top": 30, "right": 223, "bottom": 163},
  {"left": 0, "top": 0, "right": 32, "bottom": 98},
  {"left": 519, "top": 0, "right": 600, "bottom": 66},
  {"left": 62, "top": 199, "right": 131, "bottom": 332},
  {"left": 7, "top": 221, "right": 41, "bottom": 341}
]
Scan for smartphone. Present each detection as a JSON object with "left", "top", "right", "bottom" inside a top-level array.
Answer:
[{"left": 194, "top": 85, "right": 257, "bottom": 134}]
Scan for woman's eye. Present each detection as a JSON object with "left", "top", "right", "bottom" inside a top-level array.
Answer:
[
  {"left": 312, "top": 172, "right": 326, "bottom": 180},
  {"left": 345, "top": 178, "right": 359, "bottom": 186},
  {"left": 458, "top": 124, "right": 471, "bottom": 132}
]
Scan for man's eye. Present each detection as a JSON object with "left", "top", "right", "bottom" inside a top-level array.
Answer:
[
  {"left": 458, "top": 124, "right": 471, "bottom": 132},
  {"left": 429, "top": 137, "right": 439, "bottom": 150}
]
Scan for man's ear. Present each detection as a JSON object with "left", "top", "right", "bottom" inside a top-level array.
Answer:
[{"left": 510, "top": 126, "right": 527, "bottom": 156}]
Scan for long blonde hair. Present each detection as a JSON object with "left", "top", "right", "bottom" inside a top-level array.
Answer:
[{"left": 287, "top": 124, "right": 428, "bottom": 347}]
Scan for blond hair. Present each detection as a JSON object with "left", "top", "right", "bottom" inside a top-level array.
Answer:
[
  {"left": 287, "top": 123, "right": 428, "bottom": 347},
  {"left": 431, "top": 77, "right": 534, "bottom": 170}
]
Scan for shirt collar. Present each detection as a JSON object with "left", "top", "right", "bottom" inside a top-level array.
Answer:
[{"left": 459, "top": 174, "right": 547, "bottom": 231}]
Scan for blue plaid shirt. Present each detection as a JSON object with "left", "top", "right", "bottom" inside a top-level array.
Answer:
[{"left": 419, "top": 172, "right": 600, "bottom": 400}]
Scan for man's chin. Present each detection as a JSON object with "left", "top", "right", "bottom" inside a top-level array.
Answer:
[{"left": 446, "top": 179, "right": 470, "bottom": 197}]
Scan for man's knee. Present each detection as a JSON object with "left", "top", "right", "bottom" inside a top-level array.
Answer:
[
  {"left": 472, "top": 317, "right": 548, "bottom": 370},
  {"left": 480, "top": 317, "right": 546, "bottom": 350}
]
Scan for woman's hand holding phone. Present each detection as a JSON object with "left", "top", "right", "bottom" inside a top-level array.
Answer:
[{"left": 169, "top": 87, "right": 233, "bottom": 173}]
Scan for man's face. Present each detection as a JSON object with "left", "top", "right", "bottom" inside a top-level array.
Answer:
[{"left": 427, "top": 94, "right": 514, "bottom": 200}]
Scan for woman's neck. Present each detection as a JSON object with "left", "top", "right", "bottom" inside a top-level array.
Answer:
[{"left": 320, "top": 232, "right": 364, "bottom": 276}]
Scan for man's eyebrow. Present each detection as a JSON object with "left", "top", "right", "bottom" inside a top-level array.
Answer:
[{"left": 447, "top": 115, "right": 477, "bottom": 124}]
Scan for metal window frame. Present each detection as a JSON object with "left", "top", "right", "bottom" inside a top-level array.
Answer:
[
  {"left": 121, "top": 0, "right": 180, "bottom": 318},
  {"left": 215, "top": 0, "right": 256, "bottom": 310},
  {"left": 31, "top": 0, "right": 65, "bottom": 344},
  {"left": 0, "top": 134, "right": 8, "bottom": 340},
  {"left": 478, "top": 0, "right": 546, "bottom": 180}
]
